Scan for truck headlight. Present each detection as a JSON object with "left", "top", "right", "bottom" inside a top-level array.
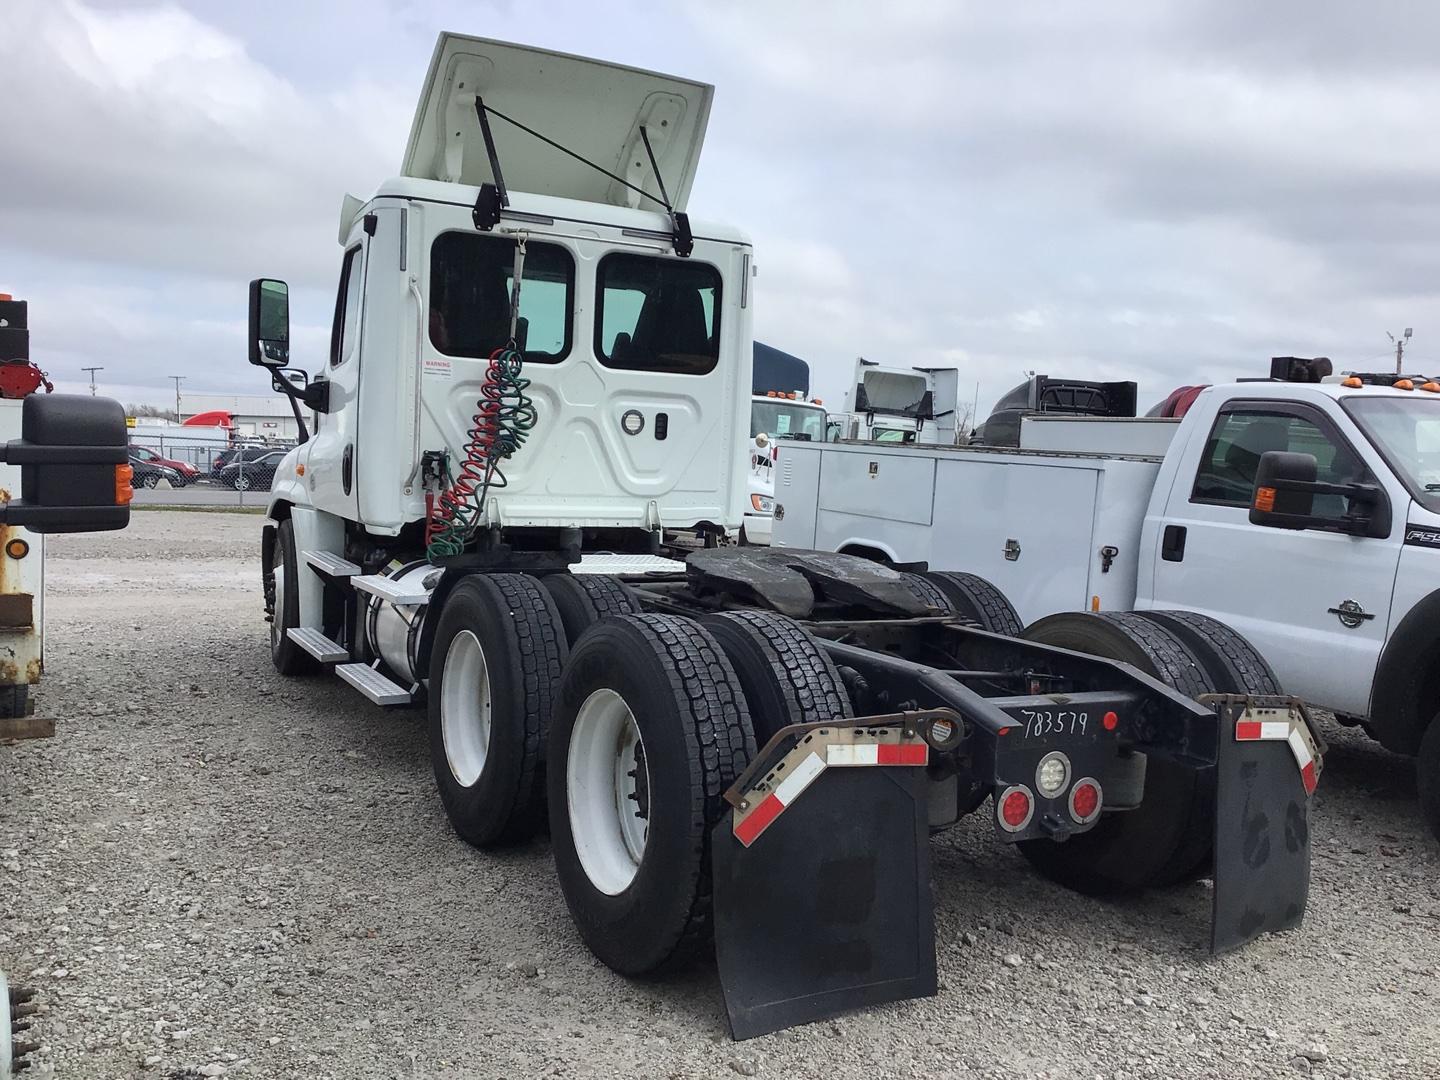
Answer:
[{"left": 750, "top": 494, "right": 774, "bottom": 513}]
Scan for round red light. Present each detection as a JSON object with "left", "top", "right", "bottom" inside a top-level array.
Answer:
[
  {"left": 1001, "top": 789, "right": 1031, "bottom": 828},
  {"left": 1102, "top": 711, "right": 1119, "bottom": 731},
  {"left": 1072, "top": 782, "right": 1100, "bottom": 820}
]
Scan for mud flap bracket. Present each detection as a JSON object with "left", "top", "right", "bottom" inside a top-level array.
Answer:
[
  {"left": 1210, "top": 697, "right": 1321, "bottom": 954},
  {"left": 711, "top": 721, "right": 937, "bottom": 1039}
]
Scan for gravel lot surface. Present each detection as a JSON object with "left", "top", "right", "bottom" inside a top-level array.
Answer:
[{"left": 1, "top": 510, "right": 1438, "bottom": 1079}]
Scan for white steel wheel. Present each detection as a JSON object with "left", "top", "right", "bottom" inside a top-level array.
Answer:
[
  {"left": 567, "top": 687, "right": 649, "bottom": 895},
  {"left": 440, "top": 629, "right": 492, "bottom": 787},
  {"left": 270, "top": 557, "right": 285, "bottom": 651}
]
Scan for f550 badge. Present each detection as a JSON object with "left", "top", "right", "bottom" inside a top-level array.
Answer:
[{"left": 1405, "top": 525, "right": 1440, "bottom": 549}]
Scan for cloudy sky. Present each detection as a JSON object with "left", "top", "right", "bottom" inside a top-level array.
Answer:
[{"left": 4, "top": 0, "right": 1438, "bottom": 416}]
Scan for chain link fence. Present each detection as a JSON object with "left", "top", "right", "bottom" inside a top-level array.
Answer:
[{"left": 127, "top": 431, "right": 297, "bottom": 507}]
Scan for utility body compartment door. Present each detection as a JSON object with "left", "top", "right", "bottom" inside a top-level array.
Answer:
[{"left": 1143, "top": 397, "right": 1404, "bottom": 716}]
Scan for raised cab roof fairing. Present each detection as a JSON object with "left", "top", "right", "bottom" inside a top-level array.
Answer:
[{"left": 402, "top": 34, "right": 714, "bottom": 212}]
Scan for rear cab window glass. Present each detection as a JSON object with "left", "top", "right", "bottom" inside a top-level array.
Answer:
[
  {"left": 429, "top": 233, "right": 573, "bottom": 362},
  {"left": 1192, "top": 408, "right": 1365, "bottom": 512},
  {"left": 596, "top": 254, "right": 721, "bottom": 374}
]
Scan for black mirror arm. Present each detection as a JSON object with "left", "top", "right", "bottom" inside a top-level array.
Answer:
[{"left": 268, "top": 368, "right": 318, "bottom": 444}]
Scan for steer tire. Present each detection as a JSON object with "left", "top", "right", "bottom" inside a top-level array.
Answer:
[
  {"left": 1418, "top": 716, "right": 1440, "bottom": 844},
  {"left": 428, "top": 573, "right": 568, "bottom": 849},
  {"left": 268, "top": 519, "right": 316, "bottom": 677},
  {"left": 701, "top": 610, "right": 852, "bottom": 745},
  {"left": 540, "top": 573, "right": 642, "bottom": 647},
  {"left": 1017, "top": 611, "right": 1217, "bottom": 895},
  {"left": 924, "top": 572, "right": 1024, "bottom": 637},
  {"left": 549, "top": 614, "right": 755, "bottom": 976}
]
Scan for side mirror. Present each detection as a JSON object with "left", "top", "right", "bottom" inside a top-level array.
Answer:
[
  {"left": 248, "top": 278, "right": 290, "bottom": 367},
  {"left": 0, "top": 394, "right": 131, "bottom": 533},
  {"left": 1250, "top": 450, "right": 1390, "bottom": 539}
]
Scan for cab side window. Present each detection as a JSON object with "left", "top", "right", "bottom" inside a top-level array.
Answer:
[
  {"left": 1192, "top": 407, "right": 1363, "bottom": 512},
  {"left": 329, "top": 246, "right": 364, "bottom": 368}
]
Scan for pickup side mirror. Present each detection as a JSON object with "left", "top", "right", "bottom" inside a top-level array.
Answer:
[
  {"left": 0, "top": 394, "right": 131, "bottom": 533},
  {"left": 248, "top": 278, "right": 290, "bottom": 367},
  {"left": 1249, "top": 450, "right": 1391, "bottom": 539}
]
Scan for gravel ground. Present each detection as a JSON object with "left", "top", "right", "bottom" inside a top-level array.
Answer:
[{"left": 1, "top": 510, "right": 1438, "bottom": 1080}]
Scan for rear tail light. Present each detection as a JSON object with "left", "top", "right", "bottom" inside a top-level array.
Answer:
[
  {"left": 997, "top": 784, "right": 1034, "bottom": 832},
  {"left": 1036, "top": 751, "right": 1071, "bottom": 797},
  {"left": 1069, "top": 778, "right": 1102, "bottom": 824},
  {"left": 115, "top": 464, "right": 134, "bottom": 505}
]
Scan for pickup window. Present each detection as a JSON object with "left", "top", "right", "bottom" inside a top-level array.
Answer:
[
  {"left": 429, "top": 233, "right": 573, "bottom": 363},
  {"left": 1192, "top": 405, "right": 1364, "bottom": 512},
  {"left": 596, "top": 254, "right": 721, "bottom": 375}
]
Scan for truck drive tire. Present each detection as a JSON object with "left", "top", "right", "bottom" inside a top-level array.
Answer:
[
  {"left": 268, "top": 519, "right": 317, "bottom": 677},
  {"left": 702, "top": 610, "right": 852, "bottom": 745},
  {"left": 1134, "top": 611, "right": 1281, "bottom": 696},
  {"left": 548, "top": 614, "right": 756, "bottom": 976},
  {"left": 922, "top": 571, "right": 1024, "bottom": 637},
  {"left": 428, "top": 573, "right": 568, "bottom": 848},
  {"left": 1017, "top": 611, "right": 1217, "bottom": 895},
  {"left": 902, "top": 572, "right": 953, "bottom": 615},
  {"left": 540, "top": 573, "right": 642, "bottom": 646}
]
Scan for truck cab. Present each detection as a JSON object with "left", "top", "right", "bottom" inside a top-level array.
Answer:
[
  {"left": 743, "top": 389, "right": 826, "bottom": 545},
  {"left": 252, "top": 35, "right": 752, "bottom": 570},
  {"left": 1138, "top": 376, "right": 1440, "bottom": 750},
  {"left": 837, "top": 359, "right": 960, "bottom": 444}
]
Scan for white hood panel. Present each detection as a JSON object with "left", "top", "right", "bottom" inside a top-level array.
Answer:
[{"left": 402, "top": 34, "right": 713, "bottom": 211}]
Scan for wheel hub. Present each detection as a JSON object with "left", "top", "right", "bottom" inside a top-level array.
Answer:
[
  {"left": 440, "top": 630, "right": 492, "bottom": 788},
  {"left": 568, "top": 688, "right": 650, "bottom": 895}
]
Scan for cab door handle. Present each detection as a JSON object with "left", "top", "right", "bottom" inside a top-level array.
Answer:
[
  {"left": 342, "top": 444, "right": 354, "bottom": 495},
  {"left": 1161, "top": 524, "right": 1187, "bottom": 562}
]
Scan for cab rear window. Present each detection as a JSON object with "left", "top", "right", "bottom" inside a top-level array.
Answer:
[
  {"left": 429, "top": 233, "right": 573, "bottom": 362},
  {"left": 595, "top": 254, "right": 721, "bottom": 375}
]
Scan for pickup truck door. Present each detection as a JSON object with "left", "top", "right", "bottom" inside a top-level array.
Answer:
[{"left": 1144, "top": 399, "right": 1402, "bottom": 716}]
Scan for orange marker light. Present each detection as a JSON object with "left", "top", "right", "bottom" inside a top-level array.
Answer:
[
  {"left": 1422, "top": 382, "right": 1440, "bottom": 394},
  {"left": 1255, "top": 486, "right": 1277, "bottom": 512},
  {"left": 1091, "top": 595, "right": 1101, "bottom": 612},
  {"left": 4, "top": 538, "right": 29, "bottom": 560},
  {"left": 1394, "top": 379, "right": 1414, "bottom": 391},
  {"left": 1342, "top": 376, "right": 1363, "bottom": 388},
  {"left": 115, "top": 464, "right": 134, "bottom": 505},
  {"left": 296, "top": 463, "right": 306, "bottom": 476}
]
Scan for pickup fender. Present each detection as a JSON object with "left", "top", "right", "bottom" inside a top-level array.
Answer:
[{"left": 1366, "top": 587, "right": 1440, "bottom": 754}]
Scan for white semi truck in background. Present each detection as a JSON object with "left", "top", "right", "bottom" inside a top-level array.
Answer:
[
  {"left": 832, "top": 358, "right": 961, "bottom": 444},
  {"left": 0, "top": 293, "right": 133, "bottom": 1079},
  {"left": 742, "top": 342, "right": 826, "bottom": 545},
  {"left": 775, "top": 355, "right": 1440, "bottom": 838},
  {"left": 241, "top": 33, "right": 1321, "bottom": 1040}
]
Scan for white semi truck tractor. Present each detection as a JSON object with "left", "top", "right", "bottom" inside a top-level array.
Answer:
[
  {"left": 0, "top": 293, "right": 134, "bottom": 1078},
  {"left": 245, "top": 34, "right": 1322, "bottom": 1039}
]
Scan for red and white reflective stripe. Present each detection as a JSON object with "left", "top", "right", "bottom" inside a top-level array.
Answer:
[
  {"left": 733, "top": 733, "right": 929, "bottom": 848},
  {"left": 733, "top": 751, "right": 826, "bottom": 847},
  {"left": 1235, "top": 713, "right": 1319, "bottom": 795},
  {"left": 825, "top": 743, "right": 928, "bottom": 766}
]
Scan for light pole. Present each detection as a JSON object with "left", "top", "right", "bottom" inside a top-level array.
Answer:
[
  {"left": 1387, "top": 328, "right": 1413, "bottom": 375},
  {"left": 168, "top": 375, "right": 185, "bottom": 422},
  {"left": 81, "top": 366, "right": 104, "bottom": 395}
]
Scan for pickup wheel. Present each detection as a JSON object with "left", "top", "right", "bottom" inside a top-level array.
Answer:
[
  {"left": 1417, "top": 717, "right": 1440, "bottom": 842},
  {"left": 540, "top": 574, "right": 642, "bottom": 647},
  {"left": 268, "top": 519, "right": 316, "bottom": 676},
  {"left": 548, "top": 614, "right": 755, "bottom": 975},
  {"left": 428, "top": 574, "right": 568, "bottom": 848},
  {"left": 923, "top": 572, "right": 1024, "bottom": 637},
  {"left": 702, "top": 610, "right": 852, "bottom": 745},
  {"left": 1017, "top": 612, "right": 1217, "bottom": 894}
]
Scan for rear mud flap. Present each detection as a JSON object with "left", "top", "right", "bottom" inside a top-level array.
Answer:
[
  {"left": 1211, "top": 700, "right": 1320, "bottom": 953},
  {"left": 712, "top": 725, "right": 936, "bottom": 1040}
]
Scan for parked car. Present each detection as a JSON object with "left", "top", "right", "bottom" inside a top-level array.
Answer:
[
  {"left": 128, "top": 455, "right": 185, "bottom": 489},
  {"left": 216, "top": 449, "right": 286, "bottom": 491},
  {"left": 210, "top": 445, "right": 280, "bottom": 480},
  {"left": 129, "top": 445, "right": 198, "bottom": 485}
]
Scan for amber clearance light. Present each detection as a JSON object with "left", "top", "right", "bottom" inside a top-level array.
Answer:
[
  {"left": 115, "top": 464, "right": 134, "bottom": 505},
  {"left": 1254, "top": 486, "right": 1277, "bottom": 513},
  {"left": 5, "top": 538, "right": 29, "bottom": 560}
]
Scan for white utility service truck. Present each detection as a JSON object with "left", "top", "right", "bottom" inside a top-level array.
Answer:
[
  {"left": 775, "top": 356, "right": 1440, "bottom": 836},
  {"left": 0, "top": 293, "right": 134, "bottom": 1078},
  {"left": 245, "top": 34, "right": 1321, "bottom": 1039}
]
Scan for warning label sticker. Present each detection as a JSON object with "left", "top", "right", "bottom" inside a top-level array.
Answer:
[{"left": 423, "top": 357, "right": 453, "bottom": 379}]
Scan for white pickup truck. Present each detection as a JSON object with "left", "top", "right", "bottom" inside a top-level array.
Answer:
[{"left": 775, "top": 367, "right": 1440, "bottom": 836}]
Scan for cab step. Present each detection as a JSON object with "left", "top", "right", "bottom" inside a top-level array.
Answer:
[
  {"left": 286, "top": 627, "right": 349, "bottom": 663},
  {"left": 303, "top": 550, "right": 361, "bottom": 577},
  {"left": 351, "top": 573, "right": 431, "bottom": 606},
  {"left": 336, "top": 661, "right": 412, "bottom": 706}
]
